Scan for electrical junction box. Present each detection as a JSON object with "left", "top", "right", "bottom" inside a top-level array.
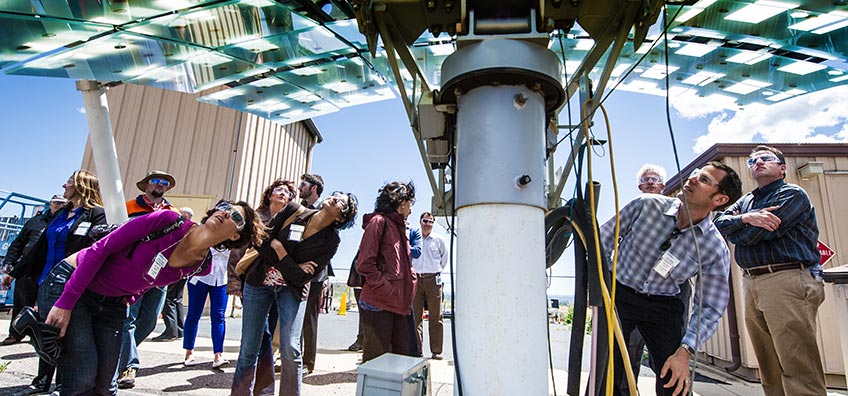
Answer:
[{"left": 356, "top": 353, "right": 430, "bottom": 396}]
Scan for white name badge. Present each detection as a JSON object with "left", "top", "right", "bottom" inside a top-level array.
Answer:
[
  {"left": 652, "top": 251, "right": 680, "bottom": 278},
  {"left": 289, "top": 224, "right": 304, "bottom": 242},
  {"left": 147, "top": 252, "right": 168, "bottom": 280},
  {"left": 74, "top": 221, "right": 92, "bottom": 236}
]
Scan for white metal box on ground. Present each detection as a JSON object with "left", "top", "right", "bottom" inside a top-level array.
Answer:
[{"left": 356, "top": 353, "right": 430, "bottom": 396}]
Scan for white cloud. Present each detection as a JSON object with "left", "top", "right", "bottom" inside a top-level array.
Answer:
[
  {"left": 685, "top": 85, "right": 848, "bottom": 153},
  {"left": 77, "top": 107, "right": 86, "bottom": 114}
]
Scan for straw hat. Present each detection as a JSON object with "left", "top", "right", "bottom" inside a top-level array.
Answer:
[{"left": 136, "top": 170, "right": 176, "bottom": 192}]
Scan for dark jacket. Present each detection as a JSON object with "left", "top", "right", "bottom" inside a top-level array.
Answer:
[
  {"left": 2, "top": 211, "right": 53, "bottom": 276},
  {"left": 9, "top": 206, "right": 107, "bottom": 278},
  {"left": 356, "top": 212, "right": 417, "bottom": 315},
  {"left": 249, "top": 202, "right": 341, "bottom": 301}
]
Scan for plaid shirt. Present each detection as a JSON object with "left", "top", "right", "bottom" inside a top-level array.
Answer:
[
  {"left": 714, "top": 179, "right": 819, "bottom": 268},
  {"left": 600, "top": 194, "right": 730, "bottom": 349}
]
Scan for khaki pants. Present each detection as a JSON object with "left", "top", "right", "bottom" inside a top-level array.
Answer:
[
  {"left": 744, "top": 268, "right": 826, "bottom": 396},
  {"left": 412, "top": 274, "right": 444, "bottom": 356}
]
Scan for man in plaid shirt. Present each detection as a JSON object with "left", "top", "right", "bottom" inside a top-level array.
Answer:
[{"left": 601, "top": 161, "right": 742, "bottom": 396}]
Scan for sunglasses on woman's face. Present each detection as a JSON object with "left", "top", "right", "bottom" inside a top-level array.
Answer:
[
  {"left": 214, "top": 202, "right": 245, "bottom": 230},
  {"left": 273, "top": 186, "right": 291, "bottom": 197},
  {"left": 329, "top": 193, "right": 350, "bottom": 215}
]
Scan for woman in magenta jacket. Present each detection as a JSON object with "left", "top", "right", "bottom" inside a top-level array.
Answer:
[
  {"left": 43, "top": 200, "right": 263, "bottom": 395},
  {"left": 356, "top": 181, "right": 418, "bottom": 363}
]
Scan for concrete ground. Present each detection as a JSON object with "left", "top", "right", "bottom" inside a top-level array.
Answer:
[{"left": 0, "top": 307, "right": 844, "bottom": 395}]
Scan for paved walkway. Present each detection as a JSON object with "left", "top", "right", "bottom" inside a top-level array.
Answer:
[{"left": 0, "top": 308, "right": 833, "bottom": 395}]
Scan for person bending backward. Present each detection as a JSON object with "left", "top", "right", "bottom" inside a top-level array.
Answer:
[
  {"left": 298, "top": 173, "right": 329, "bottom": 375},
  {"left": 232, "top": 192, "right": 357, "bottom": 396},
  {"left": 43, "top": 201, "right": 262, "bottom": 396},
  {"left": 356, "top": 181, "right": 419, "bottom": 363},
  {"left": 600, "top": 161, "right": 742, "bottom": 396},
  {"left": 228, "top": 179, "right": 296, "bottom": 396},
  {"left": 715, "top": 145, "right": 826, "bottom": 396}
]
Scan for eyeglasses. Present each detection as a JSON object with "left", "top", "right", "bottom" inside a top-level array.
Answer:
[
  {"left": 746, "top": 154, "right": 781, "bottom": 168},
  {"left": 421, "top": 219, "right": 435, "bottom": 224},
  {"left": 214, "top": 202, "right": 245, "bottom": 230},
  {"left": 329, "top": 192, "right": 351, "bottom": 216},
  {"left": 639, "top": 176, "right": 663, "bottom": 184},
  {"left": 689, "top": 168, "right": 723, "bottom": 193},
  {"left": 659, "top": 228, "right": 682, "bottom": 251},
  {"left": 272, "top": 186, "right": 291, "bottom": 197},
  {"left": 149, "top": 178, "right": 170, "bottom": 187}
]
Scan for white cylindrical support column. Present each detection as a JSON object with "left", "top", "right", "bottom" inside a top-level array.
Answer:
[
  {"left": 453, "top": 85, "right": 551, "bottom": 394},
  {"left": 455, "top": 204, "right": 548, "bottom": 394},
  {"left": 76, "top": 80, "right": 128, "bottom": 224},
  {"left": 439, "top": 38, "right": 563, "bottom": 395}
]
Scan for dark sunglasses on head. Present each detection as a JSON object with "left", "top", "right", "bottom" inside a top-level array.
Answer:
[
  {"left": 214, "top": 202, "right": 245, "bottom": 230},
  {"left": 149, "top": 178, "right": 170, "bottom": 187}
]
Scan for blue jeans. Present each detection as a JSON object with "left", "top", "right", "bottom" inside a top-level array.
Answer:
[
  {"left": 60, "top": 289, "right": 128, "bottom": 395},
  {"left": 117, "top": 286, "right": 166, "bottom": 372},
  {"left": 183, "top": 280, "right": 228, "bottom": 352},
  {"left": 35, "top": 261, "right": 75, "bottom": 387},
  {"left": 232, "top": 283, "right": 306, "bottom": 396}
]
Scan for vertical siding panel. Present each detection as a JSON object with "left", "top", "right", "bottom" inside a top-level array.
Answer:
[{"left": 87, "top": 84, "right": 315, "bottom": 214}]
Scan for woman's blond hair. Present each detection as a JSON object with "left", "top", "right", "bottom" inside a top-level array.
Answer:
[{"left": 70, "top": 170, "right": 103, "bottom": 209}]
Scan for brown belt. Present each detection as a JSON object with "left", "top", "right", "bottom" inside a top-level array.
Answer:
[{"left": 742, "top": 262, "right": 806, "bottom": 277}]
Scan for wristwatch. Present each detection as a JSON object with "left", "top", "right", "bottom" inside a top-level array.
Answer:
[{"left": 680, "top": 343, "right": 695, "bottom": 356}]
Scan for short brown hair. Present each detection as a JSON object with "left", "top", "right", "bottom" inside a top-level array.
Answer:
[
  {"left": 751, "top": 145, "right": 785, "bottom": 164},
  {"left": 706, "top": 161, "right": 742, "bottom": 210}
]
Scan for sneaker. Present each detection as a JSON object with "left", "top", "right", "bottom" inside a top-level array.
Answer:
[
  {"left": 117, "top": 368, "right": 136, "bottom": 389},
  {"left": 212, "top": 358, "right": 229, "bottom": 369},
  {"left": 431, "top": 354, "right": 443, "bottom": 360},
  {"left": 347, "top": 341, "right": 362, "bottom": 352},
  {"left": 183, "top": 356, "right": 201, "bottom": 366},
  {"left": 302, "top": 367, "right": 313, "bottom": 376},
  {"left": 274, "top": 358, "right": 282, "bottom": 373}
]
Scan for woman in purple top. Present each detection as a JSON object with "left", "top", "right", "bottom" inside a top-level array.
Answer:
[{"left": 43, "top": 200, "right": 264, "bottom": 396}]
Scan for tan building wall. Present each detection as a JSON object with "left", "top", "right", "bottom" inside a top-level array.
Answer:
[
  {"left": 81, "top": 84, "right": 320, "bottom": 211},
  {"left": 665, "top": 143, "right": 848, "bottom": 388}
]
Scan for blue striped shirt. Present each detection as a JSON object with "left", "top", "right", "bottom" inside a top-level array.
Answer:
[
  {"left": 600, "top": 194, "right": 730, "bottom": 349},
  {"left": 714, "top": 179, "right": 819, "bottom": 268}
]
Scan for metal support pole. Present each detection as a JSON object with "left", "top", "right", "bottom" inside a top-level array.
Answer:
[
  {"left": 441, "top": 38, "right": 564, "bottom": 395},
  {"left": 75, "top": 80, "right": 128, "bottom": 224}
]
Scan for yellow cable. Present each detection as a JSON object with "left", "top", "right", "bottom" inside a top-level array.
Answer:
[
  {"left": 580, "top": 100, "right": 614, "bottom": 394},
  {"left": 572, "top": 222, "right": 637, "bottom": 395},
  {"left": 581, "top": 99, "right": 635, "bottom": 396}
]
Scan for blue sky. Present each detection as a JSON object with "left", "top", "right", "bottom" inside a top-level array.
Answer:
[{"left": 1, "top": 73, "right": 846, "bottom": 295}]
